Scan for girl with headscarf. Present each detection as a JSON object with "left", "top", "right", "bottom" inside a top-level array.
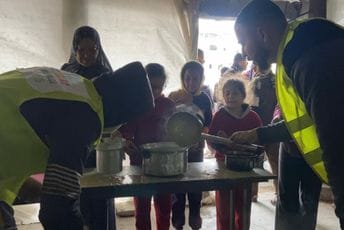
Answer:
[
  {"left": 61, "top": 26, "right": 113, "bottom": 229},
  {"left": 61, "top": 26, "right": 112, "bottom": 79}
]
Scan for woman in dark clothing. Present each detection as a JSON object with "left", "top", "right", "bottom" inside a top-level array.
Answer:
[
  {"left": 61, "top": 26, "right": 114, "bottom": 229},
  {"left": 62, "top": 25, "right": 113, "bottom": 168},
  {"left": 61, "top": 26, "right": 112, "bottom": 79}
]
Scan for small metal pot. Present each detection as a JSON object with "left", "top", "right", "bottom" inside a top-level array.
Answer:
[
  {"left": 141, "top": 142, "right": 188, "bottom": 177},
  {"left": 96, "top": 136, "right": 124, "bottom": 174},
  {"left": 224, "top": 151, "right": 260, "bottom": 171}
]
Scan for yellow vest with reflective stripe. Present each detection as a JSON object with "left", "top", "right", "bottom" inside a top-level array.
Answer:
[
  {"left": 276, "top": 20, "right": 327, "bottom": 183},
  {"left": 0, "top": 67, "right": 103, "bottom": 204}
]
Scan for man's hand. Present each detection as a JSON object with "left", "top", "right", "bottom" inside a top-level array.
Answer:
[{"left": 230, "top": 128, "right": 259, "bottom": 144}]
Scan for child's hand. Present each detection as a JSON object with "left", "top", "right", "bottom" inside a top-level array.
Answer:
[
  {"left": 169, "top": 90, "right": 193, "bottom": 105},
  {"left": 124, "top": 140, "right": 138, "bottom": 157},
  {"left": 188, "top": 142, "right": 202, "bottom": 153}
]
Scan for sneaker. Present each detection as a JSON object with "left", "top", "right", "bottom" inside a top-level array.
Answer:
[{"left": 270, "top": 194, "right": 277, "bottom": 206}]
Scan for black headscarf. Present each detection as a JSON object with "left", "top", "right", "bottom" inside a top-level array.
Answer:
[{"left": 61, "top": 26, "right": 113, "bottom": 79}]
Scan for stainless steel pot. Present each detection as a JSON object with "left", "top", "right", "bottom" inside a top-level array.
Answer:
[
  {"left": 96, "top": 135, "right": 124, "bottom": 174},
  {"left": 140, "top": 142, "right": 188, "bottom": 177}
]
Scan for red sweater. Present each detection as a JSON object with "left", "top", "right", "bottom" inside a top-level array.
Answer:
[
  {"left": 120, "top": 95, "right": 176, "bottom": 165},
  {"left": 208, "top": 105, "right": 262, "bottom": 161}
]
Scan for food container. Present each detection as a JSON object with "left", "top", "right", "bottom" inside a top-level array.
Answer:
[
  {"left": 224, "top": 151, "right": 262, "bottom": 171},
  {"left": 166, "top": 112, "right": 203, "bottom": 147},
  {"left": 141, "top": 142, "right": 188, "bottom": 177},
  {"left": 96, "top": 134, "right": 124, "bottom": 174}
]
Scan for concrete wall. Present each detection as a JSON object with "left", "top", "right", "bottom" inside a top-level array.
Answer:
[{"left": 327, "top": 0, "right": 344, "bottom": 25}]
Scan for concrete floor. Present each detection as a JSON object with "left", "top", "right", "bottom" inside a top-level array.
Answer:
[{"left": 14, "top": 180, "right": 340, "bottom": 230}]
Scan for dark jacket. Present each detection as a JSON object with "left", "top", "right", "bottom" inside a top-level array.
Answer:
[
  {"left": 282, "top": 19, "right": 344, "bottom": 150},
  {"left": 258, "top": 19, "right": 344, "bottom": 147},
  {"left": 282, "top": 19, "right": 344, "bottom": 226}
]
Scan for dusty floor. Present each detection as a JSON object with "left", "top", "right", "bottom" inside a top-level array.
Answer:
[{"left": 14, "top": 180, "right": 340, "bottom": 230}]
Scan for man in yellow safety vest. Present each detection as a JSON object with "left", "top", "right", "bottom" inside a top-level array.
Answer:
[{"left": 230, "top": 0, "right": 344, "bottom": 229}]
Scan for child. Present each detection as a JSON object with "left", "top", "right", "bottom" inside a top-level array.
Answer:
[
  {"left": 208, "top": 79, "right": 262, "bottom": 230},
  {"left": 120, "top": 63, "right": 175, "bottom": 230},
  {"left": 168, "top": 61, "right": 212, "bottom": 230}
]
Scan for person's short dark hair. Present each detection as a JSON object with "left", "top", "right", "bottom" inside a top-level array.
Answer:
[
  {"left": 198, "top": 48, "right": 204, "bottom": 56},
  {"left": 235, "top": 0, "right": 287, "bottom": 30},
  {"left": 223, "top": 79, "right": 246, "bottom": 99},
  {"left": 197, "top": 48, "right": 205, "bottom": 64},
  {"left": 145, "top": 63, "right": 166, "bottom": 80},
  {"left": 220, "top": 66, "right": 230, "bottom": 76},
  {"left": 181, "top": 61, "right": 204, "bottom": 80},
  {"left": 233, "top": 53, "right": 246, "bottom": 64}
]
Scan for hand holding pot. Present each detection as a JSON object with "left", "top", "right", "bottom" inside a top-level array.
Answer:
[
  {"left": 230, "top": 128, "right": 259, "bottom": 144},
  {"left": 169, "top": 89, "right": 193, "bottom": 105},
  {"left": 123, "top": 140, "right": 139, "bottom": 158}
]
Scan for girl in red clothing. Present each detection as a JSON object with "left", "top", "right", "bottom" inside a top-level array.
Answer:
[
  {"left": 120, "top": 63, "right": 176, "bottom": 230},
  {"left": 208, "top": 79, "right": 262, "bottom": 230}
]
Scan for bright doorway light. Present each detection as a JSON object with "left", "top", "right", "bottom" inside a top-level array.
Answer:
[{"left": 198, "top": 18, "right": 243, "bottom": 91}]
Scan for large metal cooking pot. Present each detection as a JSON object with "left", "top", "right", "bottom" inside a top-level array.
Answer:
[
  {"left": 140, "top": 142, "right": 188, "bottom": 177},
  {"left": 96, "top": 134, "right": 124, "bottom": 174}
]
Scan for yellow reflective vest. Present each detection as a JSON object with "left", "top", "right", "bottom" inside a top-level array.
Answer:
[
  {"left": 0, "top": 67, "right": 103, "bottom": 205},
  {"left": 276, "top": 20, "right": 328, "bottom": 183}
]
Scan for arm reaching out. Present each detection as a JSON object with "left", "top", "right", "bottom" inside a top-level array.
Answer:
[
  {"left": 231, "top": 120, "right": 292, "bottom": 145},
  {"left": 230, "top": 128, "right": 259, "bottom": 144}
]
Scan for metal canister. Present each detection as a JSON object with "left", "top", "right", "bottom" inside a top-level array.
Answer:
[{"left": 96, "top": 135, "right": 124, "bottom": 174}]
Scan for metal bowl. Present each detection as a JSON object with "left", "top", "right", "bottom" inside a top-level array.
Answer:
[
  {"left": 224, "top": 151, "right": 261, "bottom": 171},
  {"left": 166, "top": 112, "right": 203, "bottom": 147}
]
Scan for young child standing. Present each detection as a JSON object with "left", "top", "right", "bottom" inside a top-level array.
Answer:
[
  {"left": 168, "top": 61, "right": 212, "bottom": 230},
  {"left": 208, "top": 79, "right": 262, "bottom": 230},
  {"left": 120, "top": 63, "right": 176, "bottom": 230}
]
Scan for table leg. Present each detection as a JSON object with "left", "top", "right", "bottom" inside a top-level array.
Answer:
[
  {"left": 229, "top": 189, "right": 235, "bottom": 229},
  {"left": 108, "top": 198, "right": 115, "bottom": 230},
  {"left": 242, "top": 184, "right": 252, "bottom": 230}
]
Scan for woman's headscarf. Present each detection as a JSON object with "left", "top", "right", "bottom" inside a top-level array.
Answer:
[{"left": 61, "top": 26, "right": 113, "bottom": 79}]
